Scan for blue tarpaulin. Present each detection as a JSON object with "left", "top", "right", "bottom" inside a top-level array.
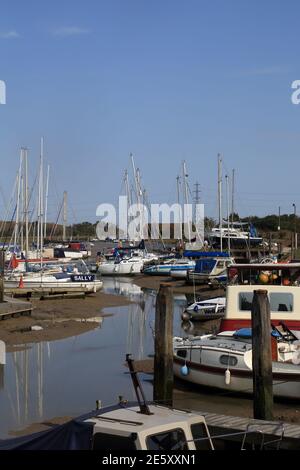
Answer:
[
  {"left": 183, "top": 251, "right": 229, "bottom": 258},
  {"left": 0, "top": 411, "right": 97, "bottom": 450}
]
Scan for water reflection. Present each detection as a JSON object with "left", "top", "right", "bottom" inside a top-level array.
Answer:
[
  {"left": 0, "top": 278, "right": 223, "bottom": 439},
  {"left": 102, "top": 277, "right": 144, "bottom": 301}
]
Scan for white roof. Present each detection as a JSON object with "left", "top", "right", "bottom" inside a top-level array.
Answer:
[{"left": 85, "top": 405, "right": 206, "bottom": 435}]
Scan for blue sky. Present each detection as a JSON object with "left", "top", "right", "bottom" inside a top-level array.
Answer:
[{"left": 0, "top": 0, "right": 300, "bottom": 223}]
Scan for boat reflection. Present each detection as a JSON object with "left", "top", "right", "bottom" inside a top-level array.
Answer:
[{"left": 102, "top": 277, "right": 144, "bottom": 301}]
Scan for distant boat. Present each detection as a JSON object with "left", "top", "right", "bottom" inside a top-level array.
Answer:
[
  {"left": 187, "top": 253, "right": 234, "bottom": 285},
  {"left": 182, "top": 296, "right": 226, "bottom": 321},
  {"left": 143, "top": 258, "right": 195, "bottom": 276},
  {"left": 208, "top": 223, "right": 263, "bottom": 248}
]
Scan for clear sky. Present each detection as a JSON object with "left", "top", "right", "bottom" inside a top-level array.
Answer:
[{"left": 0, "top": 0, "right": 299, "bottom": 224}]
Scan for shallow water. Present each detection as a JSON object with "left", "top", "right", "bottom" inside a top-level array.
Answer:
[
  {"left": 0, "top": 277, "right": 191, "bottom": 438},
  {"left": 1, "top": 276, "right": 299, "bottom": 439}
]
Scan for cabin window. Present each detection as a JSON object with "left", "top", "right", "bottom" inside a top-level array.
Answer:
[
  {"left": 177, "top": 349, "right": 187, "bottom": 358},
  {"left": 146, "top": 428, "right": 188, "bottom": 450},
  {"left": 239, "top": 292, "right": 293, "bottom": 312},
  {"left": 191, "top": 422, "right": 213, "bottom": 450},
  {"left": 219, "top": 355, "right": 238, "bottom": 366},
  {"left": 269, "top": 293, "right": 293, "bottom": 312},
  {"left": 239, "top": 292, "right": 253, "bottom": 311},
  {"left": 92, "top": 432, "right": 136, "bottom": 450}
]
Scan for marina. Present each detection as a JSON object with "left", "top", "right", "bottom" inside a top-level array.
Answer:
[{"left": 1, "top": 0, "right": 300, "bottom": 455}]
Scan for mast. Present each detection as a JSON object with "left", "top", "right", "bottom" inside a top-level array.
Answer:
[
  {"left": 218, "top": 154, "right": 223, "bottom": 251},
  {"left": 176, "top": 175, "right": 181, "bottom": 206},
  {"left": 14, "top": 150, "right": 23, "bottom": 252},
  {"left": 231, "top": 168, "right": 235, "bottom": 228},
  {"left": 62, "top": 191, "right": 67, "bottom": 242},
  {"left": 124, "top": 169, "right": 131, "bottom": 240},
  {"left": 39, "top": 137, "right": 44, "bottom": 269},
  {"left": 125, "top": 169, "right": 131, "bottom": 207},
  {"left": 20, "top": 159, "right": 24, "bottom": 253},
  {"left": 24, "top": 148, "right": 29, "bottom": 259},
  {"left": 182, "top": 161, "right": 191, "bottom": 242},
  {"left": 44, "top": 164, "right": 50, "bottom": 239},
  {"left": 131, "top": 153, "right": 141, "bottom": 241},
  {"left": 225, "top": 174, "right": 230, "bottom": 254}
]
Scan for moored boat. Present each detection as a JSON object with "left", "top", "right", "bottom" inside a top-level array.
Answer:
[
  {"left": 182, "top": 297, "right": 226, "bottom": 321},
  {"left": 220, "top": 263, "right": 300, "bottom": 332},
  {"left": 173, "top": 326, "right": 300, "bottom": 399}
]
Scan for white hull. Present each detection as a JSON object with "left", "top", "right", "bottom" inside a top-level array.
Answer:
[
  {"left": 5, "top": 277, "right": 103, "bottom": 292},
  {"left": 98, "top": 261, "right": 143, "bottom": 276},
  {"left": 174, "top": 330, "right": 300, "bottom": 400},
  {"left": 63, "top": 250, "right": 83, "bottom": 259},
  {"left": 170, "top": 269, "right": 188, "bottom": 279},
  {"left": 174, "top": 360, "right": 300, "bottom": 399}
]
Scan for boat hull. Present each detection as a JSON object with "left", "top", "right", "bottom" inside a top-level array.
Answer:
[
  {"left": 174, "top": 357, "right": 300, "bottom": 399},
  {"left": 5, "top": 279, "right": 103, "bottom": 293}
]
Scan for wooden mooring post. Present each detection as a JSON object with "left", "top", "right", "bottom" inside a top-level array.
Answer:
[
  {"left": 251, "top": 289, "right": 273, "bottom": 420},
  {"left": 0, "top": 251, "right": 4, "bottom": 303},
  {"left": 153, "top": 283, "right": 173, "bottom": 407}
]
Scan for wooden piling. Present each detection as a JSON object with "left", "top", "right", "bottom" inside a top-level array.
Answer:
[
  {"left": 251, "top": 289, "right": 273, "bottom": 420},
  {"left": 0, "top": 251, "right": 4, "bottom": 303},
  {"left": 153, "top": 283, "right": 173, "bottom": 407}
]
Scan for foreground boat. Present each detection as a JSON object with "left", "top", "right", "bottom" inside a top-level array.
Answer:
[
  {"left": 173, "top": 326, "right": 300, "bottom": 399},
  {"left": 221, "top": 263, "right": 300, "bottom": 332},
  {"left": 0, "top": 355, "right": 214, "bottom": 450}
]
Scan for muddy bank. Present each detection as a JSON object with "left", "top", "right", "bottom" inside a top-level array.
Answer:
[
  {"left": 134, "top": 274, "right": 225, "bottom": 299},
  {"left": 0, "top": 292, "right": 132, "bottom": 349}
]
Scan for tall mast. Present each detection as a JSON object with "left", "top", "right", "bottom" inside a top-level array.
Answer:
[
  {"left": 182, "top": 160, "right": 191, "bottom": 242},
  {"left": 62, "top": 191, "right": 67, "bottom": 242},
  {"left": 24, "top": 148, "right": 29, "bottom": 258},
  {"left": 131, "top": 153, "right": 141, "bottom": 240},
  {"left": 231, "top": 168, "right": 235, "bottom": 228},
  {"left": 225, "top": 174, "right": 230, "bottom": 254},
  {"left": 39, "top": 137, "right": 44, "bottom": 268},
  {"left": 176, "top": 175, "right": 181, "bottom": 206},
  {"left": 44, "top": 164, "right": 50, "bottom": 239},
  {"left": 218, "top": 154, "right": 223, "bottom": 251},
  {"left": 131, "top": 153, "right": 139, "bottom": 206},
  {"left": 125, "top": 169, "right": 131, "bottom": 207},
  {"left": 20, "top": 160, "right": 24, "bottom": 253},
  {"left": 14, "top": 150, "right": 23, "bottom": 252}
]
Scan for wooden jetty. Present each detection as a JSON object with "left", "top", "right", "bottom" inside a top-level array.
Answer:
[
  {"left": 0, "top": 296, "right": 32, "bottom": 320},
  {"left": 201, "top": 410, "right": 300, "bottom": 450},
  {"left": 5, "top": 286, "right": 91, "bottom": 300}
]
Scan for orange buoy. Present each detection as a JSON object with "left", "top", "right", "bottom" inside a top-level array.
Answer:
[
  {"left": 18, "top": 275, "right": 24, "bottom": 288},
  {"left": 259, "top": 273, "right": 269, "bottom": 284}
]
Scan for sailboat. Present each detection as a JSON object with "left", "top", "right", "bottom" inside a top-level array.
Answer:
[{"left": 6, "top": 142, "right": 102, "bottom": 294}]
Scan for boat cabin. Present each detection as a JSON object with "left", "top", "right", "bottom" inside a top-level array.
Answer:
[
  {"left": 85, "top": 404, "right": 213, "bottom": 450},
  {"left": 221, "top": 263, "right": 300, "bottom": 332}
]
